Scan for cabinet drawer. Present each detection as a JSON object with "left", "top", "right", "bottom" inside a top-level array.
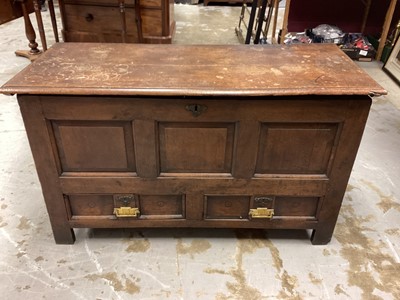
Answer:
[
  {"left": 204, "top": 195, "right": 320, "bottom": 220},
  {"left": 205, "top": 195, "right": 250, "bottom": 219},
  {"left": 67, "top": 194, "right": 185, "bottom": 219},
  {"left": 62, "top": 0, "right": 162, "bottom": 8},
  {"left": 63, "top": 4, "right": 162, "bottom": 36},
  {"left": 63, "top": 0, "right": 136, "bottom": 6}
]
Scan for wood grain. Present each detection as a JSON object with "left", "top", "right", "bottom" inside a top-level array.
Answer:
[{"left": 0, "top": 43, "right": 386, "bottom": 97}]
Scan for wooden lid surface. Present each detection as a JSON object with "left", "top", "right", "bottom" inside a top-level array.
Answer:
[{"left": 0, "top": 43, "right": 387, "bottom": 97}]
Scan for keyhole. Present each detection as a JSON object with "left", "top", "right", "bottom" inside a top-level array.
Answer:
[{"left": 185, "top": 104, "right": 207, "bottom": 117}]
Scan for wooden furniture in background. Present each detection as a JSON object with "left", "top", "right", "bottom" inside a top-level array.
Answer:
[
  {"left": 235, "top": 0, "right": 280, "bottom": 44},
  {"left": 58, "top": 0, "right": 175, "bottom": 44},
  {"left": 0, "top": 0, "right": 34, "bottom": 24},
  {"left": 204, "top": 0, "right": 251, "bottom": 7},
  {"left": 0, "top": 43, "right": 386, "bottom": 245},
  {"left": 0, "top": 0, "right": 42, "bottom": 60},
  {"left": 377, "top": 0, "right": 397, "bottom": 61},
  {"left": 13, "top": 0, "right": 41, "bottom": 60},
  {"left": 1, "top": 0, "right": 60, "bottom": 61}
]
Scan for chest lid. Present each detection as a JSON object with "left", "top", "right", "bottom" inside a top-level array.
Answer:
[{"left": 0, "top": 43, "right": 386, "bottom": 97}]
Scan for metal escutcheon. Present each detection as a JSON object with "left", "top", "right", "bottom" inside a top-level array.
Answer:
[{"left": 185, "top": 104, "right": 207, "bottom": 117}]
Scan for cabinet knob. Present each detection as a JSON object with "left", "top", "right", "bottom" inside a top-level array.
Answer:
[{"left": 85, "top": 13, "right": 94, "bottom": 22}]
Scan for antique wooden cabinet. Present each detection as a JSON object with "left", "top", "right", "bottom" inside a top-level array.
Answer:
[
  {"left": 0, "top": 0, "right": 34, "bottom": 25},
  {"left": 0, "top": 43, "right": 386, "bottom": 244},
  {"left": 58, "top": 0, "right": 175, "bottom": 43}
]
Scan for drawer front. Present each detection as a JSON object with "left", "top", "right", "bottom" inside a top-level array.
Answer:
[
  {"left": 205, "top": 195, "right": 250, "bottom": 219},
  {"left": 63, "top": 4, "right": 162, "bottom": 38},
  {"left": 67, "top": 194, "right": 185, "bottom": 219},
  {"left": 62, "top": 0, "right": 162, "bottom": 8},
  {"left": 66, "top": 193, "right": 319, "bottom": 222},
  {"left": 204, "top": 195, "right": 320, "bottom": 221}
]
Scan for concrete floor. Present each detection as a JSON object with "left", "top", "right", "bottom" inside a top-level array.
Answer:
[{"left": 1, "top": 4, "right": 400, "bottom": 300}]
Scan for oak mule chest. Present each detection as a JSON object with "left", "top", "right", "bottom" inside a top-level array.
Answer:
[{"left": 0, "top": 43, "right": 386, "bottom": 244}]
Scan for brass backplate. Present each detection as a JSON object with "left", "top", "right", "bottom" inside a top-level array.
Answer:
[
  {"left": 185, "top": 104, "right": 207, "bottom": 117},
  {"left": 249, "top": 208, "right": 274, "bottom": 219},
  {"left": 114, "top": 207, "right": 140, "bottom": 218}
]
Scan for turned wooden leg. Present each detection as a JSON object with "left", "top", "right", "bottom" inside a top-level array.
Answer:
[
  {"left": 33, "top": 0, "right": 47, "bottom": 51},
  {"left": 15, "top": 0, "right": 42, "bottom": 61}
]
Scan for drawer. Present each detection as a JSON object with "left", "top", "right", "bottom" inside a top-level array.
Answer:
[
  {"left": 67, "top": 194, "right": 185, "bottom": 219},
  {"left": 63, "top": 0, "right": 136, "bottom": 6},
  {"left": 63, "top": 4, "right": 162, "bottom": 37},
  {"left": 62, "top": 0, "right": 162, "bottom": 8},
  {"left": 205, "top": 195, "right": 250, "bottom": 219},
  {"left": 204, "top": 195, "right": 320, "bottom": 220}
]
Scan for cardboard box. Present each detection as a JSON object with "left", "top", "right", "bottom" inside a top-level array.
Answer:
[
  {"left": 341, "top": 33, "right": 375, "bottom": 62},
  {"left": 341, "top": 47, "right": 376, "bottom": 62}
]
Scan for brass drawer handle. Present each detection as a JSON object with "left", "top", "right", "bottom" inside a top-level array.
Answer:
[
  {"left": 85, "top": 13, "right": 94, "bottom": 22},
  {"left": 114, "top": 207, "right": 140, "bottom": 218},
  {"left": 249, "top": 208, "right": 274, "bottom": 219}
]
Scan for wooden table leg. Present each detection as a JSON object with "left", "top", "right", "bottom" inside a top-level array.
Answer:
[
  {"left": 33, "top": 0, "right": 47, "bottom": 51},
  {"left": 119, "top": 0, "right": 127, "bottom": 43},
  {"left": 15, "top": 0, "right": 42, "bottom": 61},
  {"left": 48, "top": 0, "right": 59, "bottom": 42}
]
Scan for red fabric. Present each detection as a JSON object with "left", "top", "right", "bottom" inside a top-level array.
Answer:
[{"left": 287, "top": 0, "right": 400, "bottom": 35}]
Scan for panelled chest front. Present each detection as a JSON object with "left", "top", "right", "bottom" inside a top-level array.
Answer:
[{"left": 0, "top": 43, "right": 386, "bottom": 244}]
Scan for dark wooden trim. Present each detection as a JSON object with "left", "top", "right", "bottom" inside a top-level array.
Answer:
[{"left": 18, "top": 95, "right": 75, "bottom": 244}]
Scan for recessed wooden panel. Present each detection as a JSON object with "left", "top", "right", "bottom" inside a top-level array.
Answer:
[
  {"left": 68, "top": 194, "right": 114, "bottom": 216},
  {"left": 205, "top": 195, "right": 250, "bottom": 219},
  {"left": 274, "top": 197, "right": 319, "bottom": 217},
  {"left": 139, "top": 195, "right": 184, "bottom": 219},
  {"left": 52, "top": 121, "right": 135, "bottom": 172},
  {"left": 256, "top": 123, "right": 338, "bottom": 174},
  {"left": 159, "top": 122, "right": 235, "bottom": 173}
]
